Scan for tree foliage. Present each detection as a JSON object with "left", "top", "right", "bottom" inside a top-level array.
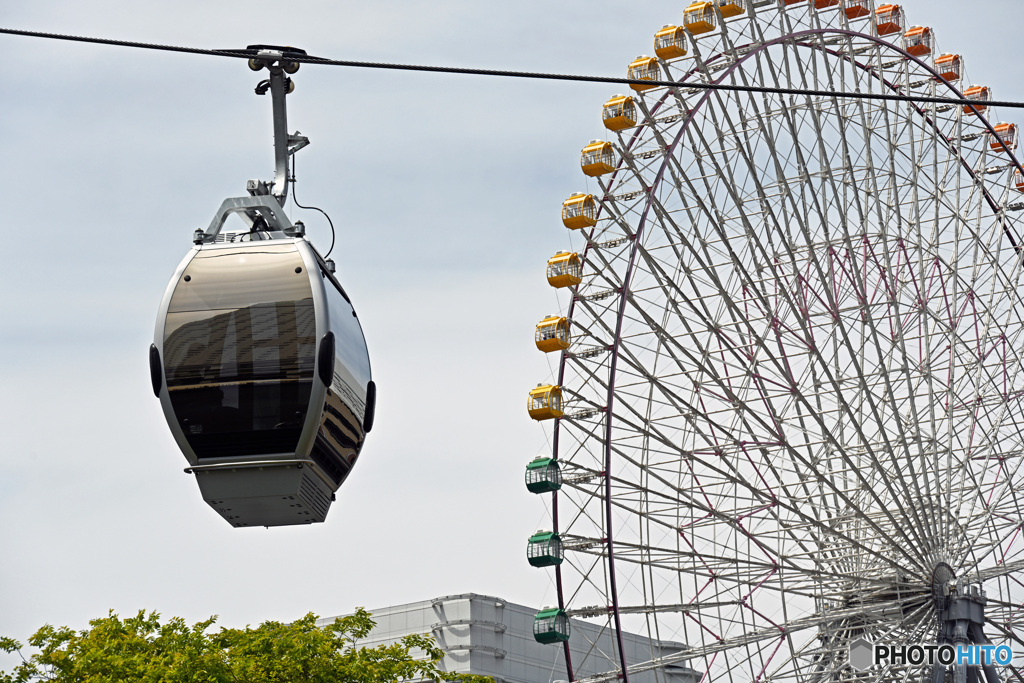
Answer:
[{"left": 0, "top": 609, "right": 493, "bottom": 683}]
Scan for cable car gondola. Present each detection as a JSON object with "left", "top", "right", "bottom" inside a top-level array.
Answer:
[{"left": 149, "top": 46, "right": 375, "bottom": 528}]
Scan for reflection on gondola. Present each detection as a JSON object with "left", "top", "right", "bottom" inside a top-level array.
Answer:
[{"left": 153, "top": 240, "right": 374, "bottom": 527}]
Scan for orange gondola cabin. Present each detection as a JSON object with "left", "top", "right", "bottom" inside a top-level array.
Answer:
[
  {"left": 814, "top": 0, "right": 840, "bottom": 7},
  {"left": 935, "top": 54, "right": 962, "bottom": 82},
  {"left": 843, "top": 0, "right": 872, "bottom": 20},
  {"left": 990, "top": 124, "right": 1019, "bottom": 153},
  {"left": 964, "top": 86, "right": 991, "bottom": 115},
  {"left": 903, "top": 26, "right": 933, "bottom": 57},
  {"left": 874, "top": 4, "right": 902, "bottom": 35}
]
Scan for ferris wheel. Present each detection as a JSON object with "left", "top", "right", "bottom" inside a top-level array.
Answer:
[{"left": 525, "top": 1, "right": 1024, "bottom": 682}]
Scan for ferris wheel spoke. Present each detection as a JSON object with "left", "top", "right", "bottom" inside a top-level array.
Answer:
[{"left": 638, "top": 102, "right": 945, "bottom": 564}]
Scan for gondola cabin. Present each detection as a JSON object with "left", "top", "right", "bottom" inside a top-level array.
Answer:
[
  {"left": 562, "top": 193, "right": 597, "bottom": 229},
  {"left": 581, "top": 140, "right": 616, "bottom": 177},
  {"left": 842, "top": 0, "right": 872, "bottom": 20},
  {"left": 990, "top": 123, "right": 1019, "bottom": 153},
  {"left": 533, "top": 608, "right": 571, "bottom": 644},
  {"left": 815, "top": 0, "right": 840, "bottom": 7},
  {"left": 535, "top": 316, "right": 571, "bottom": 353},
  {"left": 781, "top": 0, "right": 806, "bottom": 6},
  {"left": 684, "top": 2, "right": 717, "bottom": 35},
  {"left": 547, "top": 252, "right": 583, "bottom": 288},
  {"left": 603, "top": 95, "right": 637, "bottom": 131},
  {"left": 718, "top": 0, "right": 747, "bottom": 19},
  {"left": 903, "top": 26, "right": 932, "bottom": 57},
  {"left": 153, "top": 235, "right": 375, "bottom": 527},
  {"left": 1015, "top": 168, "right": 1024, "bottom": 192},
  {"left": 525, "top": 456, "right": 562, "bottom": 493},
  {"left": 627, "top": 56, "right": 661, "bottom": 92},
  {"left": 874, "top": 4, "right": 902, "bottom": 35},
  {"left": 654, "top": 25, "right": 688, "bottom": 60},
  {"left": 964, "top": 86, "right": 991, "bottom": 115},
  {"left": 935, "top": 53, "right": 962, "bottom": 82},
  {"left": 528, "top": 384, "right": 564, "bottom": 421},
  {"left": 527, "top": 531, "right": 564, "bottom": 567}
]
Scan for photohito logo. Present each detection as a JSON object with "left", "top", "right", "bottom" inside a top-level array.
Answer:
[{"left": 849, "top": 638, "right": 1014, "bottom": 671}]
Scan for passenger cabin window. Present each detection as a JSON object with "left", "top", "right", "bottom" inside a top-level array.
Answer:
[{"left": 164, "top": 245, "right": 316, "bottom": 458}]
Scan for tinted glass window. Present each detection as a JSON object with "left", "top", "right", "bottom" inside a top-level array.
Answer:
[{"left": 163, "top": 246, "right": 316, "bottom": 458}]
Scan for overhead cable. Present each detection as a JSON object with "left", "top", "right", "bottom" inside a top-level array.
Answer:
[{"left": 2, "top": 26, "right": 1024, "bottom": 110}]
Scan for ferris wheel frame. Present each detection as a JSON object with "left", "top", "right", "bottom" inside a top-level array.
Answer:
[{"left": 538, "top": 9, "right": 1024, "bottom": 683}]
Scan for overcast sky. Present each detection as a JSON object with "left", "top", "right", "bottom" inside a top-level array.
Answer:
[{"left": 1, "top": 0, "right": 1022, "bottom": 670}]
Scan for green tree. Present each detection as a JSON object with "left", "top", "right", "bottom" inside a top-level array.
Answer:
[{"left": 0, "top": 609, "right": 493, "bottom": 683}]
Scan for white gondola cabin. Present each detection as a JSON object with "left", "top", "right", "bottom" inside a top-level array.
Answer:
[
  {"left": 685, "top": 2, "right": 717, "bottom": 35},
  {"left": 547, "top": 252, "right": 583, "bottom": 288},
  {"left": 627, "top": 56, "right": 661, "bottom": 92},
  {"left": 654, "top": 25, "right": 688, "bottom": 60},
  {"left": 562, "top": 193, "right": 597, "bottom": 229},
  {"left": 535, "top": 316, "right": 571, "bottom": 353},
  {"left": 581, "top": 140, "right": 616, "bottom": 176},
  {"left": 603, "top": 95, "right": 637, "bottom": 131},
  {"left": 528, "top": 385, "right": 564, "bottom": 421},
  {"left": 935, "top": 54, "right": 962, "bottom": 82}
]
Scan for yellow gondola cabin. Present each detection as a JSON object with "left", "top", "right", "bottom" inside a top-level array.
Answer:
[
  {"left": 685, "top": 2, "right": 717, "bottom": 35},
  {"left": 528, "top": 385, "right": 564, "bottom": 421},
  {"left": 603, "top": 95, "right": 637, "bottom": 131},
  {"left": 627, "top": 56, "right": 661, "bottom": 92},
  {"left": 562, "top": 194, "right": 597, "bottom": 229},
  {"left": 581, "top": 140, "right": 616, "bottom": 177},
  {"left": 535, "top": 316, "right": 571, "bottom": 353},
  {"left": 718, "top": 0, "right": 746, "bottom": 19},
  {"left": 547, "top": 252, "right": 583, "bottom": 288},
  {"left": 654, "top": 26, "right": 688, "bottom": 60}
]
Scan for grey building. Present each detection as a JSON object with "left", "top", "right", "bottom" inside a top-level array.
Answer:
[{"left": 318, "top": 593, "right": 698, "bottom": 683}]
